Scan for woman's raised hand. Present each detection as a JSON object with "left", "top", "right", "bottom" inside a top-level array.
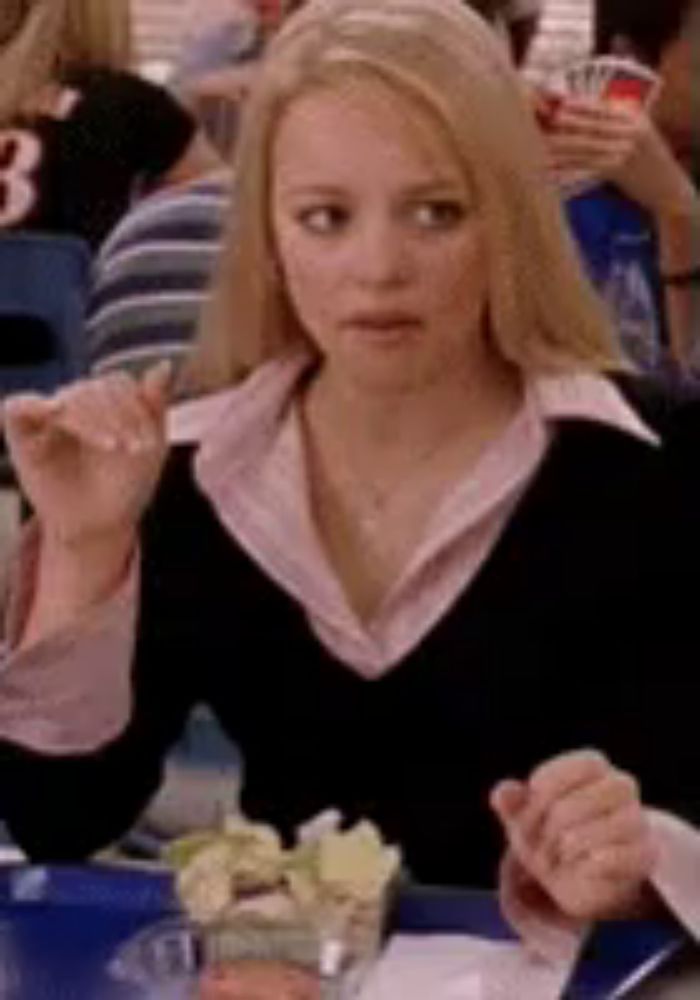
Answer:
[
  {"left": 491, "top": 750, "right": 657, "bottom": 923},
  {"left": 2, "top": 363, "right": 172, "bottom": 550}
]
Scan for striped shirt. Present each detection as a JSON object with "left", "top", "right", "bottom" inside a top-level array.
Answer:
[{"left": 85, "top": 173, "right": 230, "bottom": 387}]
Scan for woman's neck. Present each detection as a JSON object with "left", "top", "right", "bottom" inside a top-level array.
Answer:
[
  {"left": 302, "top": 352, "right": 524, "bottom": 623},
  {"left": 305, "top": 354, "right": 523, "bottom": 479}
]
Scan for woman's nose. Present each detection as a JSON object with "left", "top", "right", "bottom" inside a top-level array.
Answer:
[{"left": 349, "top": 219, "right": 413, "bottom": 288}]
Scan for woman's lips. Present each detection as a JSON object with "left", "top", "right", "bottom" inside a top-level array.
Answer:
[
  {"left": 344, "top": 312, "right": 420, "bottom": 328},
  {"left": 342, "top": 314, "right": 422, "bottom": 343},
  {"left": 343, "top": 317, "right": 422, "bottom": 347}
]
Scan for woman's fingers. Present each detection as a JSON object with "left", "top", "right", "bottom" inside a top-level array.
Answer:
[
  {"left": 553, "top": 105, "right": 638, "bottom": 137},
  {"left": 555, "top": 806, "right": 649, "bottom": 867},
  {"left": 490, "top": 779, "right": 528, "bottom": 822},
  {"left": 543, "top": 98, "right": 646, "bottom": 181},
  {"left": 52, "top": 379, "right": 137, "bottom": 451},
  {"left": 585, "top": 840, "right": 657, "bottom": 882},
  {"left": 2, "top": 394, "right": 65, "bottom": 461},
  {"left": 3, "top": 369, "right": 170, "bottom": 463},
  {"left": 546, "top": 128, "right": 639, "bottom": 172},
  {"left": 537, "top": 771, "right": 641, "bottom": 857},
  {"left": 516, "top": 749, "right": 610, "bottom": 844},
  {"left": 566, "top": 840, "right": 657, "bottom": 917},
  {"left": 96, "top": 372, "right": 162, "bottom": 452},
  {"left": 547, "top": 132, "right": 631, "bottom": 158},
  {"left": 140, "top": 359, "right": 173, "bottom": 419},
  {"left": 491, "top": 752, "right": 613, "bottom": 872},
  {"left": 3, "top": 393, "right": 63, "bottom": 435},
  {"left": 29, "top": 371, "right": 166, "bottom": 454},
  {"left": 496, "top": 751, "right": 654, "bottom": 922}
]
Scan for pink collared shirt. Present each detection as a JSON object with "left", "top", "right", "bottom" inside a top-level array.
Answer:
[
  {"left": 3, "top": 354, "right": 700, "bottom": 978},
  {"left": 2, "top": 352, "right": 659, "bottom": 749},
  {"left": 172, "top": 351, "right": 657, "bottom": 677}
]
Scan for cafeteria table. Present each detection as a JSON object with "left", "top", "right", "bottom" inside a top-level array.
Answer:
[{"left": 0, "top": 864, "right": 690, "bottom": 999}]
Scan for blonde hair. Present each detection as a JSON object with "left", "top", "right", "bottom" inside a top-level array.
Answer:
[
  {"left": 186, "top": 0, "right": 622, "bottom": 392},
  {"left": 0, "top": 0, "right": 132, "bottom": 125}
]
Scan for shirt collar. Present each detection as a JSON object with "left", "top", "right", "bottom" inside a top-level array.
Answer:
[
  {"left": 531, "top": 372, "right": 660, "bottom": 447},
  {"left": 168, "top": 353, "right": 659, "bottom": 453}
]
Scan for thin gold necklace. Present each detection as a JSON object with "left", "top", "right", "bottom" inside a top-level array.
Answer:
[{"left": 307, "top": 411, "right": 476, "bottom": 540}]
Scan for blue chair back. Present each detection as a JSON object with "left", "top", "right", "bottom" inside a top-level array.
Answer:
[{"left": 0, "top": 231, "right": 91, "bottom": 396}]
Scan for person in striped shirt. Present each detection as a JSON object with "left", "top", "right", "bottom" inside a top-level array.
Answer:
[{"left": 85, "top": 171, "right": 229, "bottom": 393}]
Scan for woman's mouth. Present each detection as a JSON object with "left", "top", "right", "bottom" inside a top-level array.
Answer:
[{"left": 342, "top": 313, "right": 422, "bottom": 342}]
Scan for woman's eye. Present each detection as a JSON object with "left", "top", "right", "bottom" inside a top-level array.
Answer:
[
  {"left": 411, "top": 200, "right": 466, "bottom": 229},
  {"left": 296, "top": 205, "right": 349, "bottom": 234}
]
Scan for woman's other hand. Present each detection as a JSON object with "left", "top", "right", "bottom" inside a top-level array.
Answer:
[
  {"left": 3, "top": 362, "right": 171, "bottom": 550},
  {"left": 491, "top": 749, "right": 657, "bottom": 922}
]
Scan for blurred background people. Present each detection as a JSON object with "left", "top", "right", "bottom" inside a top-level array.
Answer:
[
  {"left": 499, "top": 0, "right": 543, "bottom": 65},
  {"left": 86, "top": 170, "right": 230, "bottom": 387},
  {"left": 170, "top": 0, "right": 306, "bottom": 155},
  {"left": 0, "top": 0, "right": 218, "bottom": 251},
  {"left": 594, "top": 0, "right": 700, "bottom": 180},
  {"left": 540, "top": 0, "right": 700, "bottom": 377}
]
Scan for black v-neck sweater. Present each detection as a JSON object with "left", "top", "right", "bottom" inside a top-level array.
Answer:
[{"left": 3, "top": 380, "right": 700, "bottom": 887}]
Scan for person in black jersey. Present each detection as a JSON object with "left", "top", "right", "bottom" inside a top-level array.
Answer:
[
  {"left": 3, "top": 0, "right": 700, "bottom": 965},
  {"left": 0, "top": 0, "right": 219, "bottom": 249}
]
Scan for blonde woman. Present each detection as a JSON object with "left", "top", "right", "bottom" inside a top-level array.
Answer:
[
  {"left": 0, "top": 0, "right": 217, "bottom": 248},
  {"left": 2, "top": 0, "right": 700, "bottom": 972}
]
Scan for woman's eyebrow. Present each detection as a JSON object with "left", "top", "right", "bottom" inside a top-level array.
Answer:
[
  {"left": 275, "top": 181, "right": 349, "bottom": 197},
  {"left": 275, "top": 178, "right": 467, "bottom": 198},
  {"left": 399, "top": 179, "right": 467, "bottom": 196}
]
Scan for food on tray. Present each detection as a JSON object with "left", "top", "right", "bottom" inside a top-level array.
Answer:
[
  {"left": 165, "top": 811, "right": 400, "bottom": 990},
  {"left": 167, "top": 819, "right": 286, "bottom": 925}
]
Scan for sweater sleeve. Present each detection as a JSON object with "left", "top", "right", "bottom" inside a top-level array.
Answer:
[
  {"left": 0, "top": 520, "right": 194, "bottom": 860},
  {"left": 0, "top": 521, "right": 137, "bottom": 755}
]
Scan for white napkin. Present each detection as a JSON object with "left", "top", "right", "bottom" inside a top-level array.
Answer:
[{"left": 360, "top": 934, "right": 571, "bottom": 1000}]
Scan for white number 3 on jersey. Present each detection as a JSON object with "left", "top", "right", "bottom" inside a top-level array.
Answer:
[{"left": 0, "top": 130, "right": 42, "bottom": 227}]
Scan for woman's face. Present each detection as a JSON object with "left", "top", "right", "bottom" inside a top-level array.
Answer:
[{"left": 270, "top": 80, "right": 491, "bottom": 393}]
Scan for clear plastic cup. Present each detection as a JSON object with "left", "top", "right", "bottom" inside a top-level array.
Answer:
[
  {"left": 107, "top": 916, "right": 199, "bottom": 998},
  {"left": 109, "top": 913, "right": 380, "bottom": 999}
]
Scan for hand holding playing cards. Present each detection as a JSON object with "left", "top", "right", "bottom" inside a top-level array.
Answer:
[
  {"left": 491, "top": 750, "right": 657, "bottom": 923},
  {"left": 546, "top": 98, "right": 697, "bottom": 218}
]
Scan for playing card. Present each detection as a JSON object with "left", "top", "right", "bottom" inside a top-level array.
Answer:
[
  {"left": 563, "top": 63, "right": 583, "bottom": 96},
  {"left": 546, "top": 56, "right": 660, "bottom": 108},
  {"left": 562, "top": 60, "right": 596, "bottom": 98},
  {"left": 589, "top": 56, "right": 661, "bottom": 108},
  {"left": 590, "top": 59, "right": 613, "bottom": 97},
  {"left": 539, "top": 55, "right": 664, "bottom": 200},
  {"left": 581, "top": 61, "right": 602, "bottom": 96}
]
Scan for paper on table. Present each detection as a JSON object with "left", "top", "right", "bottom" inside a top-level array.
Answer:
[{"left": 360, "top": 934, "right": 571, "bottom": 1000}]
